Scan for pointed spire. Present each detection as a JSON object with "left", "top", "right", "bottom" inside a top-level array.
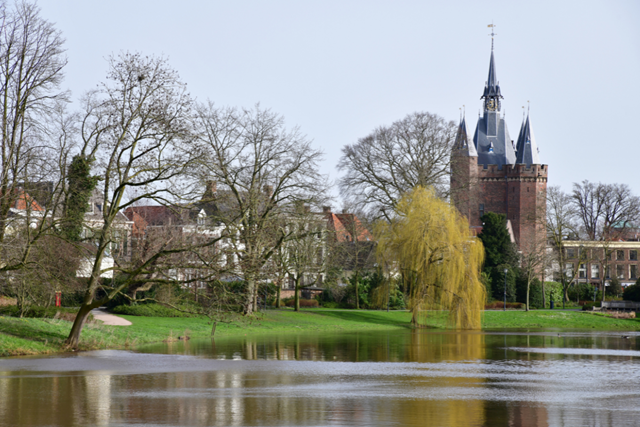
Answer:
[
  {"left": 454, "top": 112, "right": 477, "bottom": 157},
  {"left": 515, "top": 113, "right": 541, "bottom": 166},
  {"left": 482, "top": 50, "right": 503, "bottom": 102},
  {"left": 481, "top": 26, "right": 503, "bottom": 111}
]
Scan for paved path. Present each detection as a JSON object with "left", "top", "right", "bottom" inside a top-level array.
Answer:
[{"left": 91, "top": 308, "right": 132, "bottom": 326}]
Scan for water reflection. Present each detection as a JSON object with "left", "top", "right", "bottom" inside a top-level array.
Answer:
[{"left": 0, "top": 330, "right": 638, "bottom": 427}]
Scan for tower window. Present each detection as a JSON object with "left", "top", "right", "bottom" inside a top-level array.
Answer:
[
  {"left": 527, "top": 187, "right": 530, "bottom": 193},
  {"left": 479, "top": 204, "right": 484, "bottom": 217}
]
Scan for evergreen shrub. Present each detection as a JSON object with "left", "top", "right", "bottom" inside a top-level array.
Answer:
[{"left": 284, "top": 298, "right": 319, "bottom": 308}]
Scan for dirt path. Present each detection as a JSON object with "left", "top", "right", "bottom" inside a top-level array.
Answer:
[{"left": 91, "top": 308, "right": 132, "bottom": 326}]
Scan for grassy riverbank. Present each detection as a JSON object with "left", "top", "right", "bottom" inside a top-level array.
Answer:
[{"left": 1, "top": 308, "right": 639, "bottom": 356}]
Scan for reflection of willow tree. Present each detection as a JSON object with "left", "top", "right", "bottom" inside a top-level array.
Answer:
[
  {"left": 396, "top": 331, "right": 486, "bottom": 426},
  {"left": 375, "top": 187, "right": 485, "bottom": 329}
]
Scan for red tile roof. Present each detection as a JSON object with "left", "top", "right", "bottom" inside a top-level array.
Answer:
[
  {"left": 326, "top": 212, "right": 373, "bottom": 242},
  {"left": 10, "top": 190, "right": 44, "bottom": 212}
]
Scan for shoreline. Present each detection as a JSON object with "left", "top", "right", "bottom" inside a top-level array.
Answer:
[{"left": 1, "top": 308, "right": 639, "bottom": 357}]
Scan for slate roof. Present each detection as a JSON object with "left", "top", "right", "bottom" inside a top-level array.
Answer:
[
  {"left": 515, "top": 114, "right": 540, "bottom": 166},
  {"left": 473, "top": 112, "right": 515, "bottom": 167},
  {"left": 453, "top": 115, "right": 477, "bottom": 157},
  {"left": 473, "top": 47, "right": 515, "bottom": 167}
]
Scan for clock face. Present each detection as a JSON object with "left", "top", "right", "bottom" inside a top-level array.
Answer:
[{"left": 487, "top": 99, "right": 497, "bottom": 111}]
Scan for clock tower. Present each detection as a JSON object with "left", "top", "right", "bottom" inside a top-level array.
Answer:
[{"left": 451, "top": 31, "right": 548, "bottom": 253}]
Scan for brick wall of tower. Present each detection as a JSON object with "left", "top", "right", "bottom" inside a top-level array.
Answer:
[
  {"left": 478, "top": 165, "right": 509, "bottom": 221},
  {"left": 451, "top": 154, "right": 481, "bottom": 227},
  {"left": 506, "top": 164, "right": 548, "bottom": 250},
  {"left": 476, "top": 163, "right": 548, "bottom": 251}
]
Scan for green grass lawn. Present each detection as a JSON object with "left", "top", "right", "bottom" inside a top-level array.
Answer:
[{"left": 1, "top": 308, "right": 639, "bottom": 357}]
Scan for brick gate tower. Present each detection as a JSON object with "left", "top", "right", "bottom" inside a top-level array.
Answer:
[{"left": 451, "top": 41, "right": 548, "bottom": 251}]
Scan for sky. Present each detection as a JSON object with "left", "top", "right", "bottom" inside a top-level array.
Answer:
[{"left": 36, "top": 0, "right": 640, "bottom": 207}]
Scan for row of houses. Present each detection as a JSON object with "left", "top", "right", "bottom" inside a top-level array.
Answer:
[
  {"left": 9, "top": 183, "right": 374, "bottom": 293},
  {"left": 560, "top": 240, "right": 640, "bottom": 288}
]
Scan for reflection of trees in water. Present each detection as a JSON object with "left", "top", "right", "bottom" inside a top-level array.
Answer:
[
  {"left": 2, "top": 332, "right": 638, "bottom": 426},
  {"left": 169, "top": 330, "right": 488, "bottom": 364},
  {"left": 390, "top": 331, "right": 487, "bottom": 426}
]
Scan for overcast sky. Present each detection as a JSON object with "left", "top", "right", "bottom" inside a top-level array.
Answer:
[{"left": 37, "top": 0, "right": 640, "bottom": 206}]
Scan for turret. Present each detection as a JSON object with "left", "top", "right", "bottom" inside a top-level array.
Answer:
[{"left": 515, "top": 113, "right": 540, "bottom": 166}]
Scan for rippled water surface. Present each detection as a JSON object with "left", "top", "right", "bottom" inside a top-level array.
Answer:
[{"left": 1, "top": 329, "right": 639, "bottom": 426}]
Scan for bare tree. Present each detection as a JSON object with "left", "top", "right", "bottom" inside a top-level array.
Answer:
[
  {"left": 194, "top": 103, "right": 328, "bottom": 316},
  {"left": 281, "top": 206, "right": 326, "bottom": 311},
  {"left": 65, "top": 53, "right": 214, "bottom": 348},
  {"left": 572, "top": 181, "right": 640, "bottom": 303},
  {"left": 519, "top": 233, "right": 550, "bottom": 311},
  {"left": 338, "top": 112, "right": 456, "bottom": 220},
  {"left": 0, "top": 0, "right": 72, "bottom": 288},
  {"left": 0, "top": 0, "right": 67, "bottom": 246},
  {"left": 572, "top": 181, "right": 640, "bottom": 241},
  {"left": 546, "top": 186, "right": 583, "bottom": 306}
]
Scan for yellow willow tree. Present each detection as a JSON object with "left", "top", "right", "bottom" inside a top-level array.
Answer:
[{"left": 375, "top": 186, "right": 485, "bottom": 329}]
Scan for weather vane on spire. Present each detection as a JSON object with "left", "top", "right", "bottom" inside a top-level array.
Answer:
[{"left": 488, "top": 23, "right": 496, "bottom": 51}]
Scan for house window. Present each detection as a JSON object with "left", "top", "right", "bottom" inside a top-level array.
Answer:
[
  {"left": 605, "top": 265, "right": 611, "bottom": 279},
  {"left": 566, "top": 248, "right": 576, "bottom": 259},
  {"left": 479, "top": 204, "right": 485, "bottom": 217},
  {"left": 630, "top": 250, "right": 638, "bottom": 261},
  {"left": 606, "top": 251, "right": 612, "bottom": 261},
  {"left": 630, "top": 265, "right": 638, "bottom": 280},
  {"left": 578, "top": 263, "right": 587, "bottom": 279},
  {"left": 578, "top": 247, "right": 588, "bottom": 259},
  {"left": 616, "top": 264, "right": 624, "bottom": 279},
  {"left": 617, "top": 250, "right": 625, "bottom": 261},
  {"left": 591, "top": 264, "right": 600, "bottom": 279},
  {"left": 565, "top": 263, "right": 574, "bottom": 278}
]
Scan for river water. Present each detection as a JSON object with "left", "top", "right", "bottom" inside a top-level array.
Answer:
[{"left": 0, "top": 329, "right": 639, "bottom": 426}]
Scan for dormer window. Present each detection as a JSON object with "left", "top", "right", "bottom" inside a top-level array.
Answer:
[
  {"left": 488, "top": 141, "right": 494, "bottom": 153},
  {"left": 197, "top": 209, "right": 206, "bottom": 226}
]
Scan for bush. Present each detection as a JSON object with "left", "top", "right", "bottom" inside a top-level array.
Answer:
[
  {"left": 489, "top": 265, "right": 517, "bottom": 302},
  {"left": 544, "top": 282, "right": 564, "bottom": 307},
  {"left": 484, "top": 301, "right": 525, "bottom": 310},
  {"left": 623, "top": 282, "right": 640, "bottom": 302},
  {"left": 110, "top": 304, "right": 199, "bottom": 317},
  {"left": 582, "top": 301, "right": 601, "bottom": 311},
  {"left": 284, "top": 298, "right": 319, "bottom": 308},
  {"left": 0, "top": 305, "right": 88, "bottom": 321},
  {"left": 320, "top": 301, "right": 341, "bottom": 309},
  {"left": 60, "top": 291, "right": 85, "bottom": 307}
]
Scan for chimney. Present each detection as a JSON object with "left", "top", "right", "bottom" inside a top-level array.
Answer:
[
  {"left": 322, "top": 206, "right": 331, "bottom": 214},
  {"left": 204, "top": 180, "right": 217, "bottom": 197}
]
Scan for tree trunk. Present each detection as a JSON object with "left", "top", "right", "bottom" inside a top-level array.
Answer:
[
  {"left": 244, "top": 277, "right": 256, "bottom": 315},
  {"left": 276, "top": 283, "right": 281, "bottom": 308},
  {"left": 253, "top": 289, "right": 258, "bottom": 313},
  {"left": 354, "top": 271, "right": 360, "bottom": 310},
  {"left": 541, "top": 278, "right": 546, "bottom": 309},
  {"left": 526, "top": 278, "right": 530, "bottom": 312},
  {"left": 65, "top": 303, "right": 94, "bottom": 348},
  {"left": 294, "top": 276, "right": 300, "bottom": 312}
]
